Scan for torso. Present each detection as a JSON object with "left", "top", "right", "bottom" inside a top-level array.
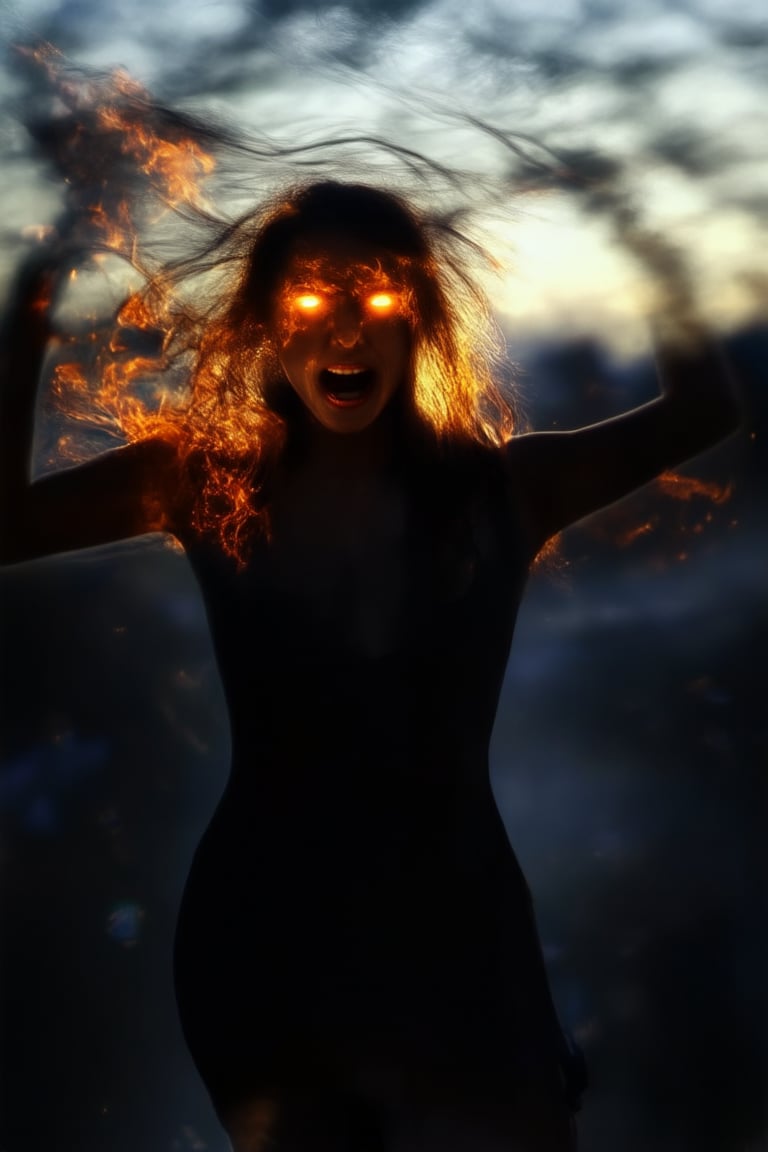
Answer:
[{"left": 172, "top": 438, "right": 567, "bottom": 1121}]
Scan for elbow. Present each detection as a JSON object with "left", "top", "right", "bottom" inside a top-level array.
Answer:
[
  {"left": 0, "top": 509, "right": 15, "bottom": 565},
  {"left": 707, "top": 344, "right": 744, "bottom": 438},
  {"left": 721, "top": 373, "right": 744, "bottom": 437},
  {"left": 668, "top": 391, "right": 743, "bottom": 464},
  {"left": 702, "top": 360, "right": 744, "bottom": 447},
  {"left": 0, "top": 502, "right": 35, "bottom": 567},
  {"left": 692, "top": 384, "right": 743, "bottom": 450},
  {"left": 0, "top": 530, "right": 26, "bottom": 567},
  {"left": 657, "top": 342, "right": 744, "bottom": 456}
]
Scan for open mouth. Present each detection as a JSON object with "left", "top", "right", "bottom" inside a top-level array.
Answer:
[{"left": 319, "top": 366, "right": 376, "bottom": 408}]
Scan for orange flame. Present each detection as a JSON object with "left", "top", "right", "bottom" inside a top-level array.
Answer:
[
  {"left": 615, "top": 519, "right": 657, "bottom": 548},
  {"left": 22, "top": 45, "right": 215, "bottom": 261},
  {"left": 23, "top": 50, "right": 216, "bottom": 469},
  {"left": 86, "top": 200, "right": 135, "bottom": 256},
  {"left": 96, "top": 97, "right": 215, "bottom": 211},
  {"left": 52, "top": 361, "right": 89, "bottom": 397},
  {"left": 115, "top": 292, "right": 158, "bottom": 331},
  {"left": 656, "top": 471, "right": 733, "bottom": 505},
  {"left": 26, "top": 51, "right": 511, "bottom": 563},
  {"left": 579, "top": 468, "right": 734, "bottom": 563}
]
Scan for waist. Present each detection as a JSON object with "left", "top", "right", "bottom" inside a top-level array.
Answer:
[{"left": 208, "top": 755, "right": 512, "bottom": 897}]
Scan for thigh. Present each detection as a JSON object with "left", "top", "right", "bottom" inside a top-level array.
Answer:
[
  {"left": 381, "top": 1002, "right": 577, "bottom": 1152},
  {"left": 223, "top": 1093, "right": 390, "bottom": 1152},
  {"left": 173, "top": 847, "right": 292, "bottom": 1113},
  {"left": 392, "top": 1073, "right": 578, "bottom": 1152}
]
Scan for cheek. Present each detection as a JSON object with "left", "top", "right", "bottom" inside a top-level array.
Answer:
[
  {"left": 271, "top": 299, "right": 318, "bottom": 348},
  {"left": 274, "top": 312, "right": 300, "bottom": 349},
  {"left": 277, "top": 332, "right": 319, "bottom": 391},
  {"left": 277, "top": 342, "right": 301, "bottom": 385},
  {"left": 276, "top": 312, "right": 325, "bottom": 355},
  {"left": 275, "top": 324, "right": 310, "bottom": 368},
  {"left": 383, "top": 323, "right": 412, "bottom": 376}
]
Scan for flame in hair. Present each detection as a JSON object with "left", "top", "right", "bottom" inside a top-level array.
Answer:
[{"left": 26, "top": 51, "right": 515, "bottom": 564}]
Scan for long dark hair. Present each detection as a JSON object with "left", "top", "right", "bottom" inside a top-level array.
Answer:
[{"left": 126, "top": 179, "right": 516, "bottom": 560}]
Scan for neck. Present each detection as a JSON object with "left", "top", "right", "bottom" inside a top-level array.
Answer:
[{"left": 294, "top": 404, "right": 403, "bottom": 482}]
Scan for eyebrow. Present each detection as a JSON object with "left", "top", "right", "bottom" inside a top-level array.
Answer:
[{"left": 283, "top": 260, "right": 400, "bottom": 283}]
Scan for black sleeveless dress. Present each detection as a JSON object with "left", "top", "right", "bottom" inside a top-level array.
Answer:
[{"left": 173, "top": 447, "right": 579, "bottom": 1148}]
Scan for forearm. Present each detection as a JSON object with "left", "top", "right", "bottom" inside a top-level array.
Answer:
[
  {"left": 652, "top": 333, "right": 742, "bottom": 456},
  {"left": 507, "top": 328, "right": 743, "bottom": 548},
  {"left": 0, "top": 259, "right": 52, "bottom": 514},
  {"left": 0, "top": 250, "right": 71, "bottom": 557}
]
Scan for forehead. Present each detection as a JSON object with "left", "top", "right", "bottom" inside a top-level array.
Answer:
[{"left": 279, "top": 234, "right": 408, "bottom": 287}]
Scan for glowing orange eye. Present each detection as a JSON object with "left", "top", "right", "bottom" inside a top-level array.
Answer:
[
  {"left": 367, "top": 292, "right": 397, "bottom": 312},
  {"left": 294, "top": 293, "right": 323, "bottom": 312}
]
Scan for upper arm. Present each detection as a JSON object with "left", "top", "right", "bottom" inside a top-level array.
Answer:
[
  {"left": 506, "top": 388, "right": 740, "bottom": 558},
  {"left": 1, "top": 435, "right": 183, "bottom": 565}
]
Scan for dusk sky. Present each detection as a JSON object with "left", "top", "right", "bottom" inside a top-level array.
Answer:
[
  {"left": 1, "top": 0, "right": 767, "bottom": 347},
  {"left": 0, "top": 2, "right": 766, "bottom": 1151}
]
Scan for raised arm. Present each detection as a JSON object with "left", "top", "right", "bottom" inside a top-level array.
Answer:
[
  {"left": 505, "top": 335, "right": 741, "bottom": 558},
  {"left": 0, "top": 249, "right": 180, "bottom": 565}
]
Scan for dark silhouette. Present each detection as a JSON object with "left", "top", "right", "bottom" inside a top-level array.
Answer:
[{"left": 0, "top": 181, "right": 739, "bottom": 1151}]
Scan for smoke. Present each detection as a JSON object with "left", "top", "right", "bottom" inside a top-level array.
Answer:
[
  {"left": 2, "top": 42, "right": 688, "bottom": 299},
  {"left": 2, "top": 0, "right": 766, "bottom": 341}
]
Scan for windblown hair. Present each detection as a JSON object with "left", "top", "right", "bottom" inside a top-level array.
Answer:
[
  {"left": 120, "top": 179, "right": 515, "bottom": 560},
  {"left": 24, "top": 46, "right": 708, "bottom": 567}
]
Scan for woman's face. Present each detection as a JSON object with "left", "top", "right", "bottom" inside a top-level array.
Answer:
[{"left": 270, "top": 234, "right": 414, "bottom": 436}]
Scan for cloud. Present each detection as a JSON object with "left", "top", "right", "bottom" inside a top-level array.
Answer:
[
  {"left": 257, "top": 0, "right": 430, "bottom": 22},
  {"left": 2, "top": 0, "right": 766, "bottom": 340}
]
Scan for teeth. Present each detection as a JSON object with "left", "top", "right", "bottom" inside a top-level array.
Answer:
[{"left": 321, "top": 365, "right": 371, "bottom": 405}]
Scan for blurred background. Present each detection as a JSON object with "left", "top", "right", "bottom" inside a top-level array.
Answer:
[{"left": 0, "top": 0, "right": 766, "bottom": 1148}]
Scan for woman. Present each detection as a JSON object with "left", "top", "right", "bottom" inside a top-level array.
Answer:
[{"left": 0, "top": 180, "right": 739, "bottom": 1151}]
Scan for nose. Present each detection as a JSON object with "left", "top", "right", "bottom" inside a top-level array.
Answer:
[{"left": 329, "top": 296, "right": 363, "bottom": 349}]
